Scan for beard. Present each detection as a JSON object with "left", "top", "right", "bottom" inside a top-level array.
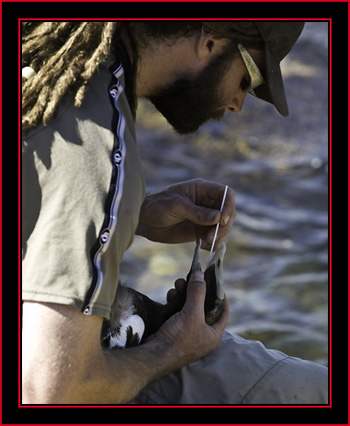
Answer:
[{"left": 147, "top": 46, "right": 235, "bottom": 134}]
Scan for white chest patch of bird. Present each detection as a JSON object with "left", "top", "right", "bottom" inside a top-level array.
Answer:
[{"left": 108, "top": 314, "right": 145, "bottom": 349}]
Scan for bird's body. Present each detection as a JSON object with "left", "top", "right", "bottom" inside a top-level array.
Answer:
[{"left": 101, "top": 241, "right": 226, "bottom": 349}]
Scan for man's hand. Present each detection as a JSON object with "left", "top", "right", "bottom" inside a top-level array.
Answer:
[
  {"left": 136, "top": 179, "right": 235, "bottom": 251},
  {"left": 149, "top": 270, "right": 229, "bottom": 367}
]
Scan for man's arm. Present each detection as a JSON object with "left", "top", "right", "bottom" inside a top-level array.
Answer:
[{"left": 22, "top": 271, "right": 228, "bottom": 404}]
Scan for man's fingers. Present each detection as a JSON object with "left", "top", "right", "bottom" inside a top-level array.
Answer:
[
  {"left": 166, "top": 288, "right": 178, "bottom": 303},
  {"left": 184, "top": 270, "right": 206, "bottom": 318},
  {"left": 220, "top": 186, "right": 236, "bottom": 226},
  {"left": 174, "top": 197, "right": 220, "bottom": 226},
  {"left": 166, "top": 278, "right": 187, "bottom": 303},
  {"left": 175, "top": 278, "right": 186, "bottom": 292}
]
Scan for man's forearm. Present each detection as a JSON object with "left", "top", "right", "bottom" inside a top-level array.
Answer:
[
  {"left": 22, "top": 302, "right": 178, "bottom": 404},
  {"left": 33, "top": 339, "right": 179, "bottom": 405},
  {"left": 99, "top": 339, "right": 178, "bottom": 404}
]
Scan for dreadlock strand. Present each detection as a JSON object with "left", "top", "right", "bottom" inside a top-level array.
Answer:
[
  {"left": 74, "top": 84, "right": 87, "bottom": 108},
  {"left": 22, "top": 22, "right": 111, "bottom": 128},
  {"left": 80, "top": 22, "right": 116, "bottom": 81},
  {"left": 22, "top": 22, "right": 79, "bottom": 71},
  {"left": 22, "top": 67, "right": 54, "bottom": 113},
  {"left": 22, "top": 86, "right": 51, "bottom": 130},
  {"left": 42, "top": 58, "right": 86, "bottom": 125},
  {"left": 75, "top": 23, "right": 117, "bottom": 107},
  {"left": 22, "top": 21, "right": 60, "bottom": 43},
  {"left": 22, "top": 22, "right": 126, "bottom": 129},
  {"left": 23, "top": 22, "right": 88, "bottom": 100}
]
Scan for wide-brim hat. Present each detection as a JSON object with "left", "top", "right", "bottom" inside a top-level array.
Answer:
[{"left": 253, "top": 21, "right": 305, "bottom": 116}]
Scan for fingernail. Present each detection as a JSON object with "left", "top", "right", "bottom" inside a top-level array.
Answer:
[
  {"left": 222, "top": 216, "right": 229, "bottom": 226},
  {"left": 191, "top": 270, "right": 204, "bottom": 281},
  {"left": 196, "top": 262, "right": 202, "bottom": 272}
]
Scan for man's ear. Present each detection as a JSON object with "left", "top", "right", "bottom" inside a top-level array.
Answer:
[{"left": 196, "top": 31, "right": 229, "bottom": 62}]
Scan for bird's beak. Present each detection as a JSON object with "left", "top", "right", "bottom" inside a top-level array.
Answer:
[
  {"left": 187, "top": 239, "right": 226, "bottom": 301},
  {"left": 205, "top": 242, "right": 226, "bottom": 301}
]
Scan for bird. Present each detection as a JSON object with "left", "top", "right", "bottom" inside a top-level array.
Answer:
[{"left": 101, "top": 240, "right": 226, "bottom": 349}]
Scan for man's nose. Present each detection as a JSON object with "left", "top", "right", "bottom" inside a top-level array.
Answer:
[{"left": 227, "top": 91, "right": 247, "bottom": 113}]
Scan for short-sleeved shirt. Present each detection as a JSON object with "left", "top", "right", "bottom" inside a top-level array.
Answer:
[{"left": 22, "top": 52, "right": 145, "bottom": 319}]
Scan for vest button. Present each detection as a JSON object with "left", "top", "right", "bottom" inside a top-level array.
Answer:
[
  {"left": 113, "top": 150, "right": 122, "bottom": 165},
  {"left": 100, "top": 230, "right": 110, "bottom": 244}
]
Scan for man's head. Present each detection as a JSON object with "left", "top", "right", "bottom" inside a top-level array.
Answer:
[
  {"left": 21, "top": 21, "right": 304, "bottom": 131},
  {"left": 133, "top": 21, "right": 304, "bottom": 134},
  {"left": 147, "top": 40, "right": 241, "bottom": 134}
]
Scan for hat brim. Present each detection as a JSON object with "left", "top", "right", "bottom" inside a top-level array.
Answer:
[{"left": 254, "top": 43, "right": 289, "bottom": 117}]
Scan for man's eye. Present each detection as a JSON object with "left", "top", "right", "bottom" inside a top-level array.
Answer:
[{"left": 241, "top": 77, "right": 251, "bottom": 92}]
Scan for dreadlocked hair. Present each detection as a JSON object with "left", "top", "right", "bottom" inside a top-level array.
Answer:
[
  {"left": 22, "top": 21, "right": 121, "bottom": 129},
  {"left": 22, "top": 21, "right": 264, "bottom": 130}
]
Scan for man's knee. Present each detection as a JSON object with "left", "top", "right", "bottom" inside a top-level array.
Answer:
[
  {"left": 281, "top": 357, "right": 329, "bottom": 404},
  {"left": 242, "top": 357, "right": 329, "bottom": 404}
]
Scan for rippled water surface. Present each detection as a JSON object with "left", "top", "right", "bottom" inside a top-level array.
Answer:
[{"left": 120, "top": 22, "right": 329, "bottom": 366}]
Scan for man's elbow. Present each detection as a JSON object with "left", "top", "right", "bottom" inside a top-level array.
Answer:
[
  {"left": 22, "top": 365, "right": 76, "bottom": 404},
  {"left": 21, "top": 357, "right": 131, "bottom": 404}
]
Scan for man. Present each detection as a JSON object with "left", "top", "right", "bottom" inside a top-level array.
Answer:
[{"left": 22, "top": 21, "right": 328, "bottom": 404}]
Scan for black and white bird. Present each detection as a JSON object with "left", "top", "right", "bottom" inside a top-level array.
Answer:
[{"left": 101, "top": 240, "right": 226, "bottom": 349}]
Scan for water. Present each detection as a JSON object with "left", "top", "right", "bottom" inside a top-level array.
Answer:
[{"left": 120, "top": 22, "right": 329, "bottom": 366}]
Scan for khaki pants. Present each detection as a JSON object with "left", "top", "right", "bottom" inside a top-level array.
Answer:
[{"left": 131, "top": 331, "right": 328, "bottom": 405}]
